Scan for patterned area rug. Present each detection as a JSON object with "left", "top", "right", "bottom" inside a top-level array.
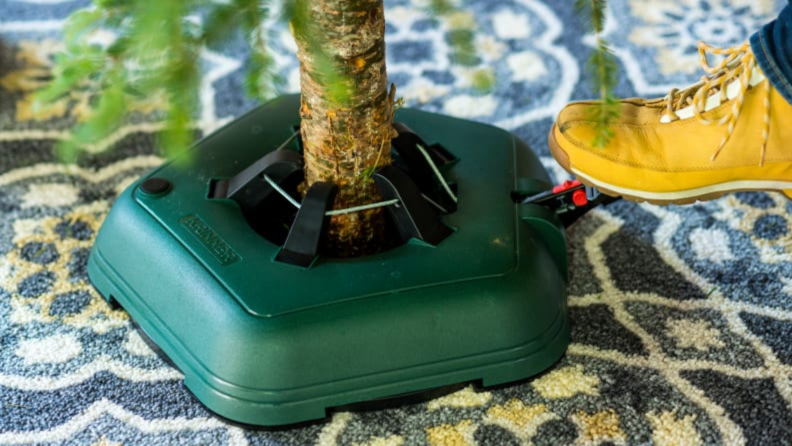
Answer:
[{"left": 2, "top": 0, "right": 792, "bottom": 444}]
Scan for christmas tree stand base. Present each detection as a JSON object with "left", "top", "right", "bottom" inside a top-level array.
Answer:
[{"left": 87, "top": 94, "right": 571, "bottom": 427}]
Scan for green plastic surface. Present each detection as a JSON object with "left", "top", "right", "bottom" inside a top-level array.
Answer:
[{"left": 87, "top": 94, "right": 570, "bottom": 427}]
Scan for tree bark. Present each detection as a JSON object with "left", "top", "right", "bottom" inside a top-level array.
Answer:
[{"left": 292, "top": 0, "right": 394, "bottom": 258}]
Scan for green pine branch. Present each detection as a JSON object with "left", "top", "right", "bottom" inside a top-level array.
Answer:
[
  {"left": 575, "top": 0, "right": 620, "bottom": 148},
  {"left": 37, "top": 0, "right": 282, "bottom": 162}
]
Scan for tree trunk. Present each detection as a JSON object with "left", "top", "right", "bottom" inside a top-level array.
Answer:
[{"left": 292, "top": 0, "right": 394, "bottom": 257}]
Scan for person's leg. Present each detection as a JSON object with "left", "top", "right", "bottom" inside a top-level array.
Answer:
[
  {"left": 549, "top": 9, "right": 792, "bottom": 204},
  {"left": 751, "top": 2, "right": 792, "bottom": 105}
]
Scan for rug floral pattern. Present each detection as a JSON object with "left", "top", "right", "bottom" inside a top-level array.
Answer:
[{"left": 1, "top": 0, "right": 791, "bottom": 444}]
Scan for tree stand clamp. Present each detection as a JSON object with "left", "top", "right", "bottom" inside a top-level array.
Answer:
[{"left": 87, "top": 95, "right": 615, "bottom": 427}]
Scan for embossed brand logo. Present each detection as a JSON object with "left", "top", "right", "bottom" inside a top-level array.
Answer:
[{"left": 179, "top": 214, "right": 241, "bottom": 266}]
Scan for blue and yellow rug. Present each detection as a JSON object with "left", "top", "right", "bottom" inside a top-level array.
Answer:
[{"left": 2, "top": 0, "right": 792, "bottom": 444}]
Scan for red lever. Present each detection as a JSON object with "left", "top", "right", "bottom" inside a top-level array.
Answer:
[
  {"left": 552, "top": 179, "right": 581, "bottom": 194},
  {"left": 572, "top": 189, "right": 588, "bottom": 206}
]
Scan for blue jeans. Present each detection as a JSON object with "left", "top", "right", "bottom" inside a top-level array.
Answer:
[{"left": 751, "top": 1, "right": 792, "bottom": 104}]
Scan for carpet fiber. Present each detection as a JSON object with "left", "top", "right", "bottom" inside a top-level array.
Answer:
[{"left": 2, "top": 0, "right": 792, "bottom": 444}]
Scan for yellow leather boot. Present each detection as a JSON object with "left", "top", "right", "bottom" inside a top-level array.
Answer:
[{"left": 549, "top": 42, "right": 792, "bottom": 204}]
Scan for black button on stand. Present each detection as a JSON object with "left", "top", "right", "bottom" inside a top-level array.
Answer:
[{"left": 140, "top": 178, "right": 171, "bottom": 196}]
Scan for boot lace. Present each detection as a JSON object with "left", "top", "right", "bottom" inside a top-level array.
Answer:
[{"left": 662, "top": 42, "right": 771, "bottom": 165}]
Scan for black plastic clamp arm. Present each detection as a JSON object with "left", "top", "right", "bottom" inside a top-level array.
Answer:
[{"left": 211, "top": 150, "right": 303, "bottom": 212}]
